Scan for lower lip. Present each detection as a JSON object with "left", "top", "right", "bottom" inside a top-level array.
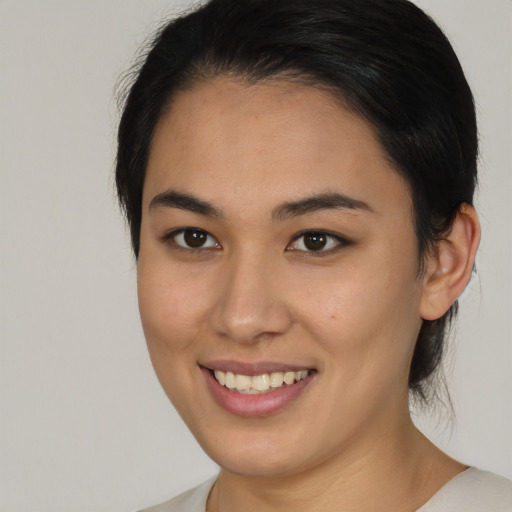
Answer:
[{"left": 201, "top": 367, "right": 314, "bottom": 417}]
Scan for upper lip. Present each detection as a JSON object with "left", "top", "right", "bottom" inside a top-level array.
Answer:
[{"left": 200, "top": 360, "right": 315, "bottom": 376}]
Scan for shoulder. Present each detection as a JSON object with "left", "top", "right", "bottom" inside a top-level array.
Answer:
[
  {"left": 137, "top": 477, "right": 216, "bottom": 512},
  {"left": 418, "top": 467, "right": 512, "bottom": 512}
]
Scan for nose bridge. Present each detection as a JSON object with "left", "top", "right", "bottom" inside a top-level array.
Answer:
[{"left": 209, "top": 247, "right": 293, "bottom": 343}]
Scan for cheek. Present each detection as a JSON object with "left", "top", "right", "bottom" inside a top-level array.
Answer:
[
  {"left": 293, "top": 255, "right": 422, "bottom": 366},
  {"left": 137, "top": 257, "right": 206, "bottom": 354},
  {"left": 136, "top": 258, "right": 208, "bottom": 412}
]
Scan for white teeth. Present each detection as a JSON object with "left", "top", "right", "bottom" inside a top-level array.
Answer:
[
  {"left": 270, "top": 372, "right": 284, "bottom": 388},
  {"left": 212, "top": 369, "right": 310, "bottom": 393},
  {"left": 225, "top": 371, "right": 236, "bottom": 389},
  {"left": 214, "top": 370, "right": 226, "bottom": 386},
  {"left": 283, "top": 371, "right": 295, "bottom": 385},
  {"left": 252, "top": 374, "right": 270, "bottom": 391},
  {"left": 235, "top": 374, "right": 251, "bottom": 391}
]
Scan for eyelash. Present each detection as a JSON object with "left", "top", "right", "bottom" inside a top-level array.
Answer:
[
  {"left": 287, "top": 230, "right": 350, "bottom": 256},
  {"left": 161, "top": 228, "right": 221, "bottom": 252},
  {"left": 161, "top": 228, "right": 350, "bottom": 255}
]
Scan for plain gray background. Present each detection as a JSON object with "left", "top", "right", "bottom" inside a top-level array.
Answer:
[{"left": 1, "top": 1, "right": 511, "bottom": 511}]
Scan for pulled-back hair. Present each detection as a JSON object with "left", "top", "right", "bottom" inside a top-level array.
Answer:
[{"left": 116, "top": 0, "right": 478, "bottom": 400}]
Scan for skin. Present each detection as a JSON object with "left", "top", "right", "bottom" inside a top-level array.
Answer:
[{"left": 137, "top": 78, "right": 479, "bottom": 511}]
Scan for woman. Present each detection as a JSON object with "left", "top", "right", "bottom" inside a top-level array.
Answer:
[{"left": 116, "top": 0, "right": 512, "bottom": 510}]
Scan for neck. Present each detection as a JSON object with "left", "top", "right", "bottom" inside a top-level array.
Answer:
[{"left": 207, "top": 415, "right": 465, "bottom": 512}]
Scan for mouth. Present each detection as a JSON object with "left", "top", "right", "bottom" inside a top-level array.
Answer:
[
  {"left": 209, "top": 369, "right": 310, "bottom": 394},
  {"left": 200, "top": 362, "right": 316, "bottom": 416}
]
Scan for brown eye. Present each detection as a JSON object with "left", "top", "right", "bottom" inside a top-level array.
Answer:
[
  {"left": 184, "top": 229, "right": 208, "bottom": 248},
  {"left": 288, "top": 230, "right": 346, "bottom": 253},
  {"left": 169, "top": 228, "right": 220, "bottom": 250},
  {"left": 303, "top": 232, "right": 327, "bottom": 251}
]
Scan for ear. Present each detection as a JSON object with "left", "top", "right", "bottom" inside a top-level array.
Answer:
[{"left": 419, "top": 204, "right": 481, "bottom": 321}]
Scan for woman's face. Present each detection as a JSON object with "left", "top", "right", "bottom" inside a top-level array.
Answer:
[{"left": 138, "top": 78, "right": 426, "bottom": 478}]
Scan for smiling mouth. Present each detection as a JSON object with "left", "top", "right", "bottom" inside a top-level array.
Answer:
[{"left": 210, "top": 369, "right": 311, "bottom": 394}]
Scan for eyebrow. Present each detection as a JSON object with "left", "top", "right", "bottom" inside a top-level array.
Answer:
[
  {"left": 272, "top": 192, "right": 374, "bottom": 221},
  {"left": 148, "top": 190, "right": 223, "bottom": 218},
  {"left": 148, "top": 189, "right": 373, "bottom": 220}
]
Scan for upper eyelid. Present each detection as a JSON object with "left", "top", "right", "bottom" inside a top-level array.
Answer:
[
  {"left": 161, "top": 226, "right": 212, "bottom": 239},
  {"left": 290, "top": 229, "right": 347, "bottom": 244},
  {"left": 161, "top": 227, "right": 221, "bottom": 248},
  {"left": 292, "top": 229, "right": 341, "bottom": 238},
  {"left": 287, "top": 230, "right": 350, "bottom": 253}
]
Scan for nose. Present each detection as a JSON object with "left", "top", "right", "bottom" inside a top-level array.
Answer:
[{"left": 208, "top": 253, "right": 293, "bottom": 344}]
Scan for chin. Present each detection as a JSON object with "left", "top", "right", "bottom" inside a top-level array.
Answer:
[
  {"left": 212, "top": 449, "right": 308, "bottom": 479},
  {"left": 192, "top": 423, "right": 324, "bottom": 479}
]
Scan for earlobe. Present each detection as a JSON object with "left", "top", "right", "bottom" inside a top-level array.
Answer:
[{"left": 419, "top": 204, "right": 481, "bottom": 321}]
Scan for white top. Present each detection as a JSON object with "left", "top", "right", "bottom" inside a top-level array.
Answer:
[{"left": 139, "top": 468, "right": 512, "bottom": 512}]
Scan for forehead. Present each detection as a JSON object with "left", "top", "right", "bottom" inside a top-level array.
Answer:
[{"left": 144, "top": 77, "right": 411, "bottom": 216}]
